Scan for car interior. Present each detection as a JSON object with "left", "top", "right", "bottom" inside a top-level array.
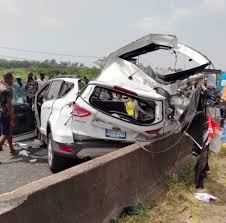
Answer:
[
  {"left": 89, "top": 86, "right": 156, "bottom": 125},
  {"left": 12, "top": 87, "right": 36, "bottom": 136}
]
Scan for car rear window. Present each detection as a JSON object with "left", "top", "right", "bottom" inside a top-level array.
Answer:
[{"left": 89, "top": 86, "right": 156, "bottom": 125}]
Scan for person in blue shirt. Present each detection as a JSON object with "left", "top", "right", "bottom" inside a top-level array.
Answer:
[
  {"left": 14, "top": 76, "right": 24, "bottom": 90},
  {"left": 13, "top": 76, "right": 26, "bottom": 104}
]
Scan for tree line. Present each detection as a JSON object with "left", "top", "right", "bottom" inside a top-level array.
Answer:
[{"left": 0, "top": 59, "right": 101, "bottom": 79}]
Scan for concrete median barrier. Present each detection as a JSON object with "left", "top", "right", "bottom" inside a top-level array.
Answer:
[{"left": 0, "top": 133, "right": 193, "bottom": 223}]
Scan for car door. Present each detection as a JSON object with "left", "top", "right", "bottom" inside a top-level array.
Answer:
[
  {"left": 12, "top": 86, "right": 36, "bottom": 142},
  {"left": 72, "top": 83, "right": 165, "bottom": 142},
  {"left": 34, "top": 82, "right": 51, "bottom": 131},
  {"left": 39, "top": 80, "right": 64, "bottom": 135}
]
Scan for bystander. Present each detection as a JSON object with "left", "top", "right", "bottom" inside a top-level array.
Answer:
[
  {"left": 0, "top": 72, "right": 17, "bottom": 154},
  {"left": 25, "top": 72, "right": 38, "bottom": 107},
  {"left": 37, "top": 73, "right": 46, "bottom": 88}
]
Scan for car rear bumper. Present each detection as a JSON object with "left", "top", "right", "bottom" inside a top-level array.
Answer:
[{"left": 52, "top": 138, "right": 130, "bottom": 159}]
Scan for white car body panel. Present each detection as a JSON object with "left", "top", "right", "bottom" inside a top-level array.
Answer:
[
  {"left": 40, "top": 99, "right": 54, "bottom": 135},
  {"left": 72, "top": 105, "right": 164, "bottom": 142},
  {"left": 109, "top": 34, "right": 177, "bottom": 59},
  {"left": 48, "top": 99, "right": 74, "bottom": 144},
  {"left": 175, "top": 43, "right": 210, "bottom": 65},
  {"left": 72, "top": 81, "right": 165, "bottom": 141},
  {"left": 36, "top": 78, "right": 80, "bottom": 143}
]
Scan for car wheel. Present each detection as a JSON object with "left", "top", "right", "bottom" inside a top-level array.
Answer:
[{"left": 48, "top": 133, "right": 66, "bottom": 173}]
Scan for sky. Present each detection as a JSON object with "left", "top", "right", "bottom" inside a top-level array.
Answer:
[{"left": 0, "top": 0, "right": 225, "bottom": 69}]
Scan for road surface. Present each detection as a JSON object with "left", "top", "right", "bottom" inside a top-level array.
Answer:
[{"left": 0, "top": 141, "right": 51, "bottom": 194}]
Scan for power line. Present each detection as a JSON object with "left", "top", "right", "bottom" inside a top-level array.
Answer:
[
  {"left": 0, "top": 54, "right": 32, "bottom": 61},
  {"left": 0, "top": 46, "right": 104, "bottom": 59}
]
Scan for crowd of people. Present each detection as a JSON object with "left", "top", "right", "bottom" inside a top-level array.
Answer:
[
  {"left": 14, "top": 72, "right": 46, "bottom": 106},
  {"left": 0, "top": 72, "right": 46, "bottom": 155}
]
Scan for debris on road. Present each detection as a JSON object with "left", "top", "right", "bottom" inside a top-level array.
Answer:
[
  {"left": 29, "top": 159, "right": 37, "bottom": 163},
  {"left": 32, "top": 139, "right": 42, "bottom": 149},
  {"left": 18, "top": 150, "right": 30, "bottom": 157},
  {"left": 195, "top": 192, "right": 217, "bottom": 203},
  {"left": 18, "top": 143, "right": 29, "bottom": 150}
]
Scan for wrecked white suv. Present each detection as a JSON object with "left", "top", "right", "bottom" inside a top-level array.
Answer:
[{"left": 35, "top": 34, "right": 213, "bottom": 172}]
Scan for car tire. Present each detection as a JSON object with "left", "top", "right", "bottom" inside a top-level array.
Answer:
[{"left": 47, "top": 133, "right": 66, "bottom": 173}]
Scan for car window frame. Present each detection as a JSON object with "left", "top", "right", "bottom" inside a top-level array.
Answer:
[
  {"left": 75, "top": 79, "right": 88, "bottom": 100},
  {"left": 37, "top": 82, "right": 51, "bottom": 102},
  {"left": 47, "top": 80, "right": 64, "bottom": 100},
  {"left": 88, "top": 85, "right": 158, "bottom": 126},
  {"left": 12, "top": 86, "right": 27, "bottom": 105},
  {"left": 78, "top": 79, "right": 86, "bottom": 93},
  {"left": 58, "top": 81, "right": 74, "bottom": 98}
]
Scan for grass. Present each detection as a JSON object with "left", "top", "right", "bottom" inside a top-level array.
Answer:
[
  {"left": 0, "top": 67, "right": 29, "bottom": 80},
  {"left": 115, "top": 149, "right": 226, "bottom": 223},
  {"left": 112, "top": 163, "right": 196, "bottom": 223}
]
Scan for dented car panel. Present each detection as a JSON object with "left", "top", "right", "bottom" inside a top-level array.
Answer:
[
  {"left": 98, "top": 34, "right": 210, "bottom": 90},
  {"left": 72, "top": 82, "right": 165, "bottom": 142}
]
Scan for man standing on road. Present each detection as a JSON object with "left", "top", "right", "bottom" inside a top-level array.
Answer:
[{"left": 0, "top": 72, "right": 17, "bottom": 154}]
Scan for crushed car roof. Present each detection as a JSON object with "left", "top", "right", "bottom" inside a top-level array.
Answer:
[
  {"left": 109, "top": 34, "right": 178, "bottom": 60},
  {"left": 98, "top": 34, "right": 211, "bottom": 88}
]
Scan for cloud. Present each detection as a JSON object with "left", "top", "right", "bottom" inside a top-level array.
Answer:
[
  {"left": 0, "top": 0, "right": 19, "bottom": 15},
  {"left": 136, "top": 16, "right": 173, "bottom": 34},
  {"left": 41, "top": 16, "right": 59, "bottom": 26},
  {"left": 136, "top": 0, "right": 226, "bottom": 34},
  {"left": 202, "top": 0, "right": 226, "bottom": 11},
  {"left": 174, "top": 8, "right": 194, "bottom": 17}
]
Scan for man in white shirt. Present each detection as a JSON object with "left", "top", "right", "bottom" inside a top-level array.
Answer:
[{"left": 37, "top": 73, "right": 46, "bottom": 88}]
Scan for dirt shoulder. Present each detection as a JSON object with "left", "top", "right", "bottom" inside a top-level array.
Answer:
[{"left": 114, "top": 148, "right": 226, "bottom": 223}]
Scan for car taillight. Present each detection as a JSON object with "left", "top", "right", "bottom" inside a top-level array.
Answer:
[
  {"left": 113, "top": 86, "right": 137, "bottom": 96},
  {"left": 59, "top": 146, "right": 73, "bottom": 153},
  {"left": 145, "top": 128, "right": 161, "bottom": 135},
  {"left": 72, "top": 104, "right": 91, "bottom": 117}
]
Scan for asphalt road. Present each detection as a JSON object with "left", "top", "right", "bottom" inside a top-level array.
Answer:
[{"left": 0, "top": 140, "right": 51, "bottom": 194}]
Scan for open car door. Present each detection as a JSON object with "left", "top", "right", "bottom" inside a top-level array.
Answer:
[{"left": 12, "top": 86, "right": 36, "bottom": 142}]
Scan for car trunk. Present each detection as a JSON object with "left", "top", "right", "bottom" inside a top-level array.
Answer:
[{"left": 71, "top": 84, "right": 165, "bottom": 142}]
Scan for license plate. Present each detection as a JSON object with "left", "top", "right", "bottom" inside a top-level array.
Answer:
[{"left": 105, "top": 129, "right": 126, "bottom": 139}]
